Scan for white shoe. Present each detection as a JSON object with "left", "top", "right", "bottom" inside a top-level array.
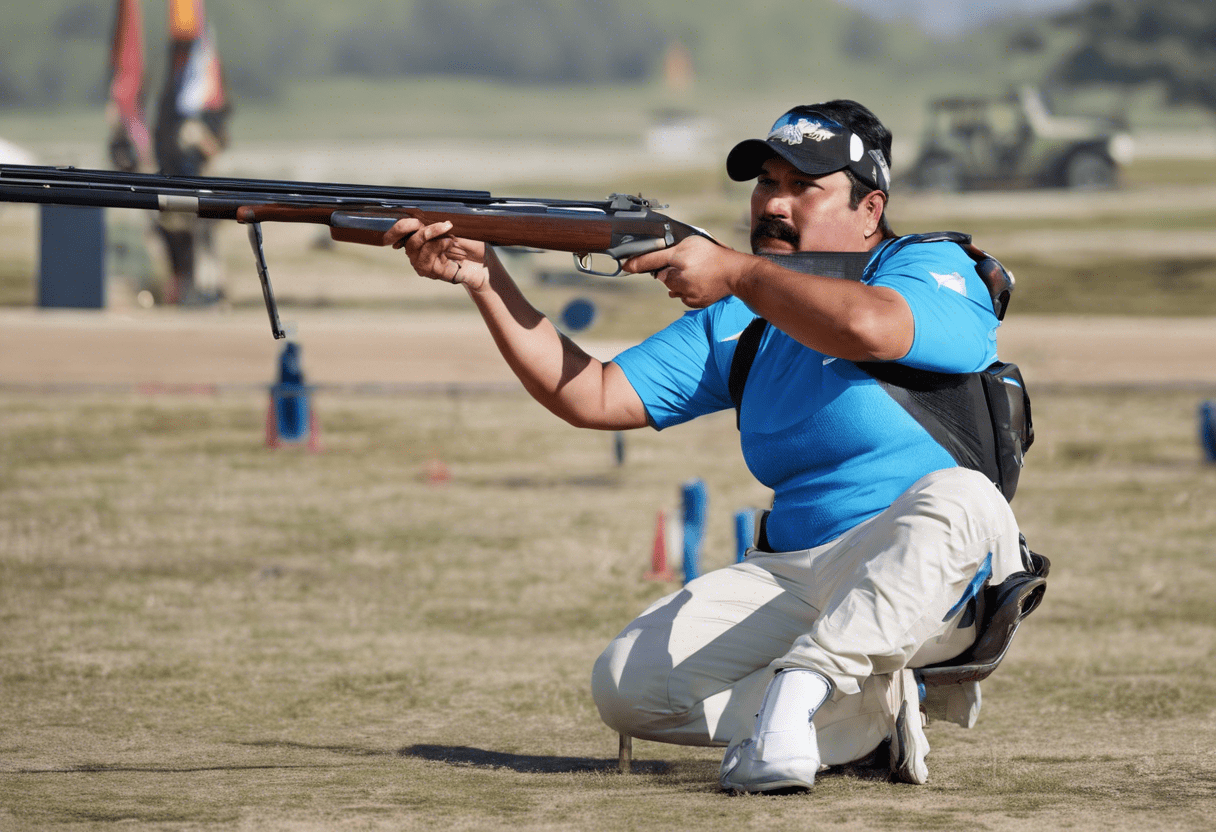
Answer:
[
  {"left": 719, "top": 727, "right": 822, "bottom": 793},
  {"left": 718, "top": 669, "right": 830, "bottom": 793},
  {"left": 883, "top": 668, "right": 930, "bottom": 785}
]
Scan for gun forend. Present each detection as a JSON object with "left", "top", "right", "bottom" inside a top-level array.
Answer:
[{"left": 329, "top": 206, "right": 620, "bottom": 253}]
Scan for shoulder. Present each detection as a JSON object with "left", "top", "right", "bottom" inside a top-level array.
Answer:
[
  {"left": 867, "top": 235, "right": 992, "bottom": 313},
  {"left": 868, "top": 236, "right": 975, "bottom": 277},
  {"left": 866, "top": 235, "right": 1000, "bottom": 371}
]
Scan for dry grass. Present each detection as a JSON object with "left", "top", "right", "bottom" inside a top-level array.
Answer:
[
  {"left": 1, "top": 385, "right": 1215, "bottom": 830},
  {"left": 3, "top": 116, "right": 1216, "bottom": 829}
]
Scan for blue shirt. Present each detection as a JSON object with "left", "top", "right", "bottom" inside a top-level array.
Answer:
[{"left": 613, "top": 239, "right": 1001, "bottom": 551}]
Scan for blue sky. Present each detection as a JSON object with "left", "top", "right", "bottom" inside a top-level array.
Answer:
[{"left": 837, "top": 0, "right": 1088, "bottom": 38}]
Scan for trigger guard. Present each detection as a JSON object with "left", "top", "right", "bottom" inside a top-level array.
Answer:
[{"left": 573, "top": 253, "right": 622, "bottom": 277}]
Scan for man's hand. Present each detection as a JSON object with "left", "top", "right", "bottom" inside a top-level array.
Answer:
[
  {"left": 622, "top": 236, "right": 751, "bottom": 308},
  {"left": 385, "top": 218, "right": 492, "bottom": 292}
]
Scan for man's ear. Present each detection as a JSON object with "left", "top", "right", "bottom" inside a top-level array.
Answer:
[{"left": 862, "top": 190, "right": 887, "bottom": 238}]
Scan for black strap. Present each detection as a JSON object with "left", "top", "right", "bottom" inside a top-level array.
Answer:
[
  {"left": 728, "top": 317, "right": 768, "bottom": 428},
  {"left": 760, "top": 250, "right": 872, "bottom": 282}
]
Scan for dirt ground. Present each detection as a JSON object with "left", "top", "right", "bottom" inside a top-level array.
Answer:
[{"left": 2, "top": 306, "right": 1215, "bottom": 394}]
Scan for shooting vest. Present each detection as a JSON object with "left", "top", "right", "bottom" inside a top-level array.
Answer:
[{"left": 729, "top": 232, "right": 1034, "bottom": 502}]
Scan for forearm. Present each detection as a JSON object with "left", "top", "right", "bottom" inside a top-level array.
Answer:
[
  {"left": 467, "top": 250, "right": 646, "bottom": 430},
  {"left": 729, "top": 257, "right": 912, "bottom": 362},
  {"left": 623, "top": 237, "right": 913, "bottom": 362},
  {"left": 389, "top": 218, "right": 647, "bottom": 429}
]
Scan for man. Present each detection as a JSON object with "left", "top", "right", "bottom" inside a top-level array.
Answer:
[
  {"left": 388, "top": 100, "right": 1024, "bottom": 791},
  {"left": 153, "top": 8, "right": 231, "bottom": 306},
  {"left": 153, "top": 107, "right": 229, "bottom": 305}
]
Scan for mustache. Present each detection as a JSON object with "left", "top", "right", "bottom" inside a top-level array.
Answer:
[{"left": 750, "top": 217, "right": 801, "bottom": 252}]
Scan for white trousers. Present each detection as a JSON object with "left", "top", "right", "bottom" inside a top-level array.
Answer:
[{"left": 592, "top": 467, "right": 1023, "bottom": 766}]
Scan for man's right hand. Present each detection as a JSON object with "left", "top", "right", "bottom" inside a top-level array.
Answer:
[
  {"left": 386, "top": 218, "right": 492, "bottom": 292},
  {"left": 622, "top": 235, "right": 749, "bottom": 309}
]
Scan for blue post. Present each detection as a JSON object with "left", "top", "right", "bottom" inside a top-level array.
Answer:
[
  {"left": 681, "top": 479, "right": 707, "bottom": 584},
  {"left": 39, "top": 204, "right": 105, "bottom": 309},
  {"left": 734, "top": 510, "right": 755, "bottom": 563},
  {"left": 273, "top": 341, "right": 309, "bottom": 443},
  {"left": 1201, "top": 400, "right": 1216, "bottom": 463}
]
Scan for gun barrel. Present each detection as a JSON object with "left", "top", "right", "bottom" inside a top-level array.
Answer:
[
  {"left": 0, "top": 182, "right": 162, "bottom": 211},
  {"left": 0, "top": 163, "right": 495, "bottom": 205},
  {"left": 0, "top": 163, "right": 630, "bottom": 214}
]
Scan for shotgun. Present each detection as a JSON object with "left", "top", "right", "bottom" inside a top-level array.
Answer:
[{"left": 0, "top": 163, "right": 715, "bottom": 339}]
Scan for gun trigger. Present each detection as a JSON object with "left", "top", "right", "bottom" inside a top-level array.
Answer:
[{"left": 247, "top": 222, "right": 286, "bottom": 340}]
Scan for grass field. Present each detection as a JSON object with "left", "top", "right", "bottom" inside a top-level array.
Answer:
[
  {"left": 1, "top": 384, "right": 1214, "bottom": 830},
  {"left": 4, "top": 82, "right": 1216, "bottom": 829}
]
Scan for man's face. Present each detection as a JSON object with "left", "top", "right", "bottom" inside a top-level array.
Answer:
[{"left": 749, "top": 157, "right": 880, "bottom": 254}]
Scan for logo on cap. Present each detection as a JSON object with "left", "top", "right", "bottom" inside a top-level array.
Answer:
[
  {"left": 868, "top": 149, "right": 891, "bottom": 191},
  {"left": 768, "top": 118, "right": 837, "bottom": 146}
]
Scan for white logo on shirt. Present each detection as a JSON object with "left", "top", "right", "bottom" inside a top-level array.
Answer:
[{"left": 930, "top": 270, "right": 968, "bottom": 297}]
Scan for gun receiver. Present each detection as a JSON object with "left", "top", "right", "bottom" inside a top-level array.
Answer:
[{"left": 0, "top": 164, "right": 713, "bottom": 338}]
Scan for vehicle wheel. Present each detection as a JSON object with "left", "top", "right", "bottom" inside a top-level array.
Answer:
[
  {"left": 916, "top": 157, "right": 963, "bottom": 192},
  {"left": 1065, "top": 151, "right": 1116, "bottom": 190}
]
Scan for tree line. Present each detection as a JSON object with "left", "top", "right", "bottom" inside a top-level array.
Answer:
[
  {"left": 0, "top": 0, "right": 904, "bottom": 107},
  {"left": 5, "top": 0, "right": 1213, "bottom": 118}
]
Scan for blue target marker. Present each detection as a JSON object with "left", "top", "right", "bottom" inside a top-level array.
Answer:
[
  {"left": 681, "top": 479, "right": 707, "bottom": 583},
  {"left": 273, "top": 341, "right": 309, "bottom": 442},
  {"left": 1200, "top": 400, "right": 1216, "bottom": 463},
  {"left": 734, "top": 510, "right": 755, "bottom": 563},
  {"left": 560, "top": 297, "right": 597, "bottom": 332}
]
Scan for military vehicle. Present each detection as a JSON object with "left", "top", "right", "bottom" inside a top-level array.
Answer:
[{"left": 909, "top": 86, "right": 1134, "bottom": 191}]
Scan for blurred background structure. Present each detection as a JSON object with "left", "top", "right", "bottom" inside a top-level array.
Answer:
[
  {"left": 1, "top": 0, "right": 1215, "bottom": 347},
  {"left": 148, "top": 0, "right": 231, "bottom": 305},
  {"left": 102, "top": 0, "right": 231, "bottom": 306},
  {"left": 3, "top": 0, "right": 1214, "bottom": 181}
]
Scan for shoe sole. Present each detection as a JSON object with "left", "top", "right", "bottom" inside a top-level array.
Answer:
[{"left": 721, "top": 776, "right": 814, "bottom": 794}]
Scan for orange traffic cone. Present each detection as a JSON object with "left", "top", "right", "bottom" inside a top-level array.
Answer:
[
  {"left": 644, "top": 510, "right": 676, "bottom": 581},
  {"left": 425, "top": 452, "right": 451, "bottom": 485}
]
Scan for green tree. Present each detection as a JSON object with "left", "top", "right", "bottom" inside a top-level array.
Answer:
[{"left": 1050, "top": 0, "right": 1216, "bottom": 111}]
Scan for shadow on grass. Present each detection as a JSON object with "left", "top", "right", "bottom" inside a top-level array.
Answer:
[
  {"left": 243, "top": 739, "right": 391, "bottom": 757},
  {"left": 400, "top": 744, "right": 672, "bottom": 775},
  {"left": 14, "top": 763, "right": 331, "bottom": 774},
  {"left": 477, "top": 473, "right": 623, "bottom": 490}
]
